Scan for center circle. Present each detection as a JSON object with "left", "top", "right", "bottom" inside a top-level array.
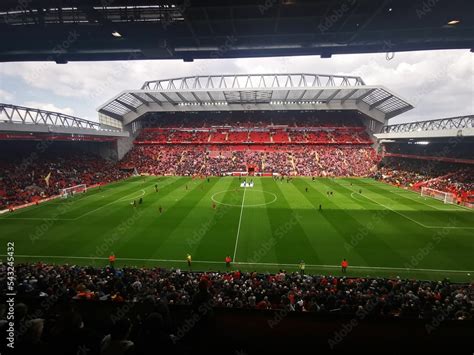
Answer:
[{"left": 211, "top": 189, "right": 278, "bottom": 207}]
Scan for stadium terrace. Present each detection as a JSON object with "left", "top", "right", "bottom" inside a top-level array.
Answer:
[{"left": 1, "top": 73, "right": 473, "bottom": 354}]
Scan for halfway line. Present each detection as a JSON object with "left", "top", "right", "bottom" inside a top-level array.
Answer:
[{"left": 233, "top": 187, "right": 247, "bottom": 262}]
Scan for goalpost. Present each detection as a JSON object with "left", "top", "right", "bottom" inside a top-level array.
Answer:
[
  {"left": 60, "top": 184, "right": 87, "bottom": 198},
  {"left": 421, "top": 187, "right": 455, "bottom": 204}
]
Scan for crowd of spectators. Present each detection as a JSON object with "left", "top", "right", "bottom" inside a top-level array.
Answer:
[
  {"left": 122, "top": 145, "right": 378, "bottom": 177},
  {"left": 135, "top": 128, "right": 371, "bottom": 145},
  {"left": 0, "top": 153, "right": 130, "bottom": 210},
  {"left": 0, "top": 114, "right": 376, "bottom": 210},
  {"left": 374, "top": 158, "right": 473, "bottom": 202},
  {"left": 3, "top": 263, "right": 472, "bottom": 353},
  {"left": 424, "top": 168, "right": 474, "bottom": 201},
  {"left": 3, "top": 262, "right": 472, "bottom": 317}
]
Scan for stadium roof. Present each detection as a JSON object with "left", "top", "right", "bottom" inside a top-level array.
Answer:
[
  {"left": 375, "top": 115, "right": 474, "bottom": 140},
  {"left": 0, "top": 103, "right": 128, "bottom": 137},
  {"left": 0, "top": 0, "right": 473, "bottom": 62},
  {"left": 97, "top": 73, "right": 413, "bottom": 125}
]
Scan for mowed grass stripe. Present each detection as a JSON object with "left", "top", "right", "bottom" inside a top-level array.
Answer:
[
  {"left": 293, "top": 178, "right": 370, "bottom": 266},
  {"left": 235, "top": 178, "right": 279, "bottom": 264},
  {"left": 2, "top": 177, "right": 473, "bottom": 282},
  {"left": 357, "top": 180, "right": 457, "bottom": 227},
  {"left": 281, "top": 179, "right": 336, "bottom": 264},
  {"left": 362, "top": 181, "right": 457, "bottom": 211},
  {"left": 262, "top": 178, "right": 319, "bottom": 265},
  {"left": 69, "top": 178, "right": 190, "bottom": 255},
  {"left": 144, "top": 177, "right": 222, "bottom": 260},
  {"left": 317, "top": 178, "right": 408, "bottom": 267},
  {"left": 25, "top": 178, "right": 160, "bottom": 256},
  {"left": 354, "top": 179, "right": 474, "bottom": 228},
  {"left": 158, "top": 177, "right": 236, "bottom": 260},
  {"left": 331, "top": 179, "right": 464, "bottom": 271},
  {"left": 15, "top": 176, "right": 161, "bottom": 220},
  {"left": 365, "top": 179, "right": 474, "bottom": 221},
  {"left": 342, "top": 179, "right": 473, "bottom": 271},
  {"left": 0, "top": 178, "right": 165, "bottom": 258},
  {"left": 194, "top": 178, "right": 244, "bottom": 261},
  {"left": 114, "top": 177, "right": 205, "bottom": 260}
]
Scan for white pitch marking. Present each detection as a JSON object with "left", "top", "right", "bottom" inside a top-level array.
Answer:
[
  {"left": 211, "top": 189, "right": 277, "bottom": 207},
  {"left": 3, "top": 254, "right": 473, "bottom": 274},
  {"left": 367, "top": 181, "right": 471, "bottom": 212},
  {"left": 349, "top": 192, "right": 474, "bottom": 230},
  {"left": 233, "top": 187, "right": 247, "bottom": 261}
]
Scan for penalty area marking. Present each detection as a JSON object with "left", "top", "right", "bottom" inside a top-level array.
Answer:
[
  {"left": 350, "top": 192, "right": 474, "bottom": 230},
  {"left": 116, "top": 189, "right": 146, "bottom": 203},
  {"left": 3, "top": 254, "right": 473, "bottom": 274},
  {"left": 211, "top": 189, "right": 277, "bottom": 207},
  {"left": 74, "top": 188, "right": 147, "bottom": 220},
  {"left": 365, "top": 181, "right": 472, "bottom": 212},
  {"left": 350, "top": 192, "right": 380, "bottom": 207},
  {"left": 0, "top": 189, "right": 146, "bottom": 221}
]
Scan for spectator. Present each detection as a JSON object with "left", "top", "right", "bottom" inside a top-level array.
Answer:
[{"left": 100, "top": 318, "right": 134, "bottom": 355}]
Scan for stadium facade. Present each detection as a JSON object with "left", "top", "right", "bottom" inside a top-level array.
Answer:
[{"left": 96, "top": 73, "right": 413, "bottom": 159}]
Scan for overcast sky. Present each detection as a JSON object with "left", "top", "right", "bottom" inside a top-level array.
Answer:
[{"left": 0, "top": 49, "right": 472, "bottom": 124}]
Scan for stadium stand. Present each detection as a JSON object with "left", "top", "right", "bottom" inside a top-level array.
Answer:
[
  {"left": 121, "top": 113, "right": 379, "bottom": 178},
  {"left": 0, "top": 142, "right": 130, "bottom": 210},
  {"left": 2, "top": 0, "right": 474, "bottom": 349},
  {"left": 122, "top": 145, "right": 378, "bottom": 177},
  {"left": 7, "top": 263, "right": 472, "bottom": 318},
  {"left": 0, "top": 83, "right": 472, "bottom": 353},
  {"left": 1, "top": 263, "right": 472, "bottom": 354},
  {"left": 374, "top": 159, "right": 473, "bottom": 204}
]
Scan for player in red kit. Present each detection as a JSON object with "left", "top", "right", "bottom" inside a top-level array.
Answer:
[
  {"left": 341, "top": 258, "right": 348, "bottom": 273},
  {"left": 225, "top": 255, "right": 232, "bottom": 268}
]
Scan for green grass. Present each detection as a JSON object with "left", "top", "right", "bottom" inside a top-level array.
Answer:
[{"left": 1, "top": 176, "right": 473, "bottom": 282}]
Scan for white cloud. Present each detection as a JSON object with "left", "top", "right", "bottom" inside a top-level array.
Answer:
[
  {"left": 23, "top": 101, "right": 75, "bottom": 116},
  {"left": 0, "top": 89, "right": 14, "bottom": 102},
  {"left": 1, "top": 49, "right": 472, "bottom": 123}
]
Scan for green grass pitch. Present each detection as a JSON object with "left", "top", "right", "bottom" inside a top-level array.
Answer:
[{"left": 1, "top": 176, "right": 473, "bottom": 282}]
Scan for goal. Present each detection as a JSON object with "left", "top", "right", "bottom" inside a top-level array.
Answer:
[
  {"left": 60, "top": 184, "right": 87, "bottom": 198},
  {"left": 421, "top": 187, "right": 455, "bottom": 204}
]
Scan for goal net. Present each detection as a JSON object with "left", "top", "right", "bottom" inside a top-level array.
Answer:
[
  {"left": 60, "top": 184, "right": 87, "bottom": 198},
  {"left": 421, "top": 187, "right": 455, "bottom": 204}
]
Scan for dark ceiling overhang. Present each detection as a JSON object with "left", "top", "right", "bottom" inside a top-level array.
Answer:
[{"left": 0, "top": 0, "right": 473, "bottom": 62}]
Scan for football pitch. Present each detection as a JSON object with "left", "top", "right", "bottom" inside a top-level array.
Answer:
[{"left": 1, "top": 176, "right": 473, "bottom": 282}]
